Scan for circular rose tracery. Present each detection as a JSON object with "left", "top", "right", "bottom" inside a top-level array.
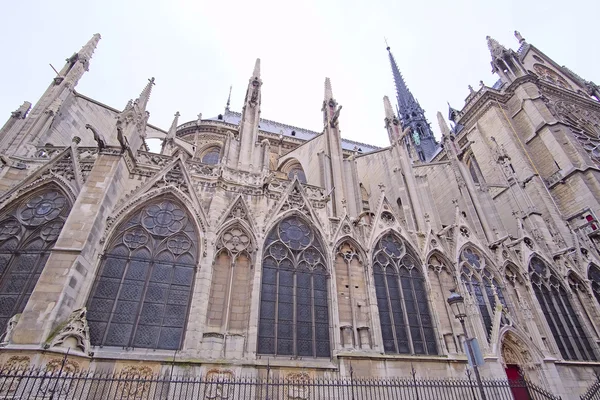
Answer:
[
  {"left": 19, "top": 191, "right": 66, "bottom": 226},
  {"left": 222, "top": 228, "right": 250, "bottom": 253},
  {"left": 142, "top": 202, "right": 187, "bottom": 236}
]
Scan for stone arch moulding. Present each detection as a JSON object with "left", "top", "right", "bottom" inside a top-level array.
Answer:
[
  {"left": 0, "top": 175, "right": 77, "bottom": 213},
  {"left": 498, "top": 327, "right": 544, "bottom": 371},
  {"left": 263, "top": 209, "right": 328, "bottom": 261},
  {"left": 369, "top": 228, "right": 422, "bottom": 263},
  {"left": 333, "top": 236, "right": 367, "bottom": 265},
  {"left": 101, "top": 187, "right": 207, "bottom": 255}
]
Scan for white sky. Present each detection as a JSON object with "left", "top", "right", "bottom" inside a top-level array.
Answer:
[{"left": 1, "top": 0, "right": 598, "bottom": 149}]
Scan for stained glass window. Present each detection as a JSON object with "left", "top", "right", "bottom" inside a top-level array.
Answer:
[
  {"left": 530, "top": 257, "right": 596, "bottom": 361},
  {"left": 459, "top": 247, "right": 507, "bottom": 339},
  {"left": 287, "top": 166, "right": 307, "bottom": 184},
  {"left": 589, "top": 264, "right": 600, "bottom": 306},
  {"left": 0, "top": 188, "right": 71, "bottom": 335},
  {"left": 373, "top": 233, "right": 437, "bottom": 355},
  {"left": 257, "top": 217, "right": 330, "bottom": 358},
  {"left": 201, "top": 148, "right": 220, "bottom": 165},
  {"left": 87, "top": 199, "right": 198, "bottom": 350}
]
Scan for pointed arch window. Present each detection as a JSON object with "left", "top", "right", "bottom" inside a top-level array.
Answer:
[
  {"left": 0, "top": 188, "right": 71, "bottom": 334},
  {"left": 459, "top": 247, "right": 507, "bottom": 339},
  {"left": 372, "top": 233, "right": 437, "bottom": 355},
  {"left": 589, "top": 264, "right": 600, "bottom": 306},
  {"left": 287, "top": 165, "right": 307, "bottom": 184},
  {"left": 86, "top": 199, "right": 198, "bottom": 350},
  {"left": 465, "top": 155, "right": 483, "bottom": 185},
  {"left": 529, "top": 257, "right": 596, "bottom": 361},
  {"left": 201, "top": 147, "right": 221, "bottom": 165},
  {"left": 257, "top": 217, "right": 330, "bottom": 358}
]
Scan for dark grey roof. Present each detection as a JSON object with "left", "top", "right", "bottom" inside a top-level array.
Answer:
[
  {"left": 492, "top": 79, "right": 504, "bottom": 90},
  {"left": 206, "top": 110, "right": 380, "bottom": 153}
]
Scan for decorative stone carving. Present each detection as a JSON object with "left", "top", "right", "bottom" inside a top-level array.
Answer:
[
  {"left": 218, "top": 226, "right": 252, "bottom": 255},
  {"left": 37, "top": 358, "right": 81, "bottom": 398},
  {"left": 501, "top": 333, "right": 535, "bottom": 370},
  {"left": 205, "top": 368, "right": 234, "bottom": 399},
  {"left": 151, "top": 164, "right": 190, "bottom": 196},
  {"left": 286, "top": 372, "right": 311, "bottom": 400},
  {"left": 0, "top": 356, "right": 30, "bottom": 395},
  {"left": 280, "top": 185, "right": 311, "bottom": 216},
  {"left": 117, "top": 365, "right": 154, "bottom": 399},
  {"left": 0, "top": 314, "right": 20, "bottom": 346},
  {"left": 45, "top": 308, "right": 92, "bottom": 355}
]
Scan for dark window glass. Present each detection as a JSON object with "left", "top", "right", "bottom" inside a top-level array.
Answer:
[
  {"left": 87, "top": 199, "right": 198, "bottom": 350},
  {"left": 589, "top": 264, "right": 600, "bottom": 306},
  {"left": 257, "top": 217, "right": 330, "bottom": 358},
  {"left": 0, "top": 189, "right": 71, "bottom": 334},
  {"left": 372, "top": 234, "right": 438, "bottom": 355},
  {"left": 287, "top": 166, "right": 307, "bottom": 184},
  {"left": 529, "top": 257, "right": 596, "bottom": 361},
  {"left": 201, "top": 149, "right": 220, "bottom": 165}
]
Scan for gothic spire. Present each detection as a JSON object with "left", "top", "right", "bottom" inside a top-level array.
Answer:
[
  {"left": 486, "top": 35, "right": 508, "bottom": 59},
  {"left": 386, "top": 46, "right": 416, "bottom": 109},
  {"left": 225, "top": 85, "right": 232, "bottom": 112},
  {"left": 386, "top": 44, "right": 439, "bottom": 162}
]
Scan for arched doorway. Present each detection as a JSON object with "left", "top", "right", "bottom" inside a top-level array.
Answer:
[{"left": 501, "top": 332, "right": 538, "bottom": 400}]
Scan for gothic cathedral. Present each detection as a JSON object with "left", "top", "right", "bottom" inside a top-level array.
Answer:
[{"left": 0, "top": 31, "right": 599, "bottom": 398}]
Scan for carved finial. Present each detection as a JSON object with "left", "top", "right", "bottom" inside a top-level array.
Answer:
[
  {"left": 514, "top": 31, "right": 525, "bottom": 44},
  {"left": 196, "top": 113, "right": 202, "bottom": 125},
  {"left": 479, "top": 80, "right": 485, "bottom": 87},
  {"left": 468, "top": 85, "right": 475, "bottom": 94},
  {"left": 437, "top": 111, "right": 452, "bottom": 137}
]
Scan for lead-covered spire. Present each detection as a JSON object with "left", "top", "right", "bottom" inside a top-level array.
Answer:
[{"left": 386, "top": 45, "right": 439, "bottom": 162}]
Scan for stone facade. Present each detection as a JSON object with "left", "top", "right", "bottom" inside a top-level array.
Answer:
[{"left": 0, "top": 31, "right": 599, "bottom": 399}]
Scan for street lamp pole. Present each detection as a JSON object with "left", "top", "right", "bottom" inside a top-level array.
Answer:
[{"left": 447, "top": 290, "right": 487, "bottom": 400}]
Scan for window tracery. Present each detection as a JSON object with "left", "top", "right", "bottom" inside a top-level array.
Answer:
[
  {"left": 86, "top": 198, "right": 198, "bottom": 350},
  {"left": 533, "top": 64, "right": 572, "bottom": 90},
  {"left": 529, "top": 257, "right": 596, "bottom": 361},
  {"left": 459, "top": 247, "right": 507, "bottom": 339},
  {"left": 287, "top": 165, "right": 307, "bottom": 184},
  {"left": 257, "top": 217, "right": 330, "bottom": 358},
  {"left": 0, "top": 188, "right": 71, "bottom": 335},
  {"left": 372, "top": 233, "right": 437, "bottom": 355},
  {"left": 550, "top": 100, "right": 600, "bottom": 165}
]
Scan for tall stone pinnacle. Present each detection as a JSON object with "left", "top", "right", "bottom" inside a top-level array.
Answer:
[
  {"left": 437, "top": 111, "right": 451, "bottom": 137},
  {"left": 78, "top": 33, "right": 101, "bottom": 61},
  {"left": 136, "top": 77, "right": 155, "bottom": 112},
  {"left": 253, "top": 58, "right": 261, "bottom": 78},
  {"left": 383, "top": 96, "right": 395, "bottom": 119},
  {"left": 325, "top": 77, "right": 333, "bottom": 100},
  {"left": 166, "top": 111, "right": 180, "bottom": 140}
]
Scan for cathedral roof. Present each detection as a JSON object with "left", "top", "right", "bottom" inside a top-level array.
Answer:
[{"left": 206, "top": 109, "right": 380, "bottom": 153}]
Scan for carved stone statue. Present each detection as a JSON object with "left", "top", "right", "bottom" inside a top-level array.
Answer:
[{"left": 85, "top": 123, "right": 106, "bottom": 150}]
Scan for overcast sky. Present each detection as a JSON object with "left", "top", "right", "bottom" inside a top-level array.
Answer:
[{"left": 1, "top": 0, "right": 598, "bottom": 150}]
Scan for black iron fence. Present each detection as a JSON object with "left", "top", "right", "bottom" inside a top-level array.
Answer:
[
  {"left": 0, "top": 367, "right": 563, "bottom": 400},
  {"left": 581, "top": 377, "right": 600, "bottom": 400}
]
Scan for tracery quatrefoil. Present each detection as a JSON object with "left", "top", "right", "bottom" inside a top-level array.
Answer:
[
  {"left": 142, "top": 201, "right": 187, "bottom": 236},
  {"left": 222, "top": 228, "right": 250, "bottom": 253}
]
